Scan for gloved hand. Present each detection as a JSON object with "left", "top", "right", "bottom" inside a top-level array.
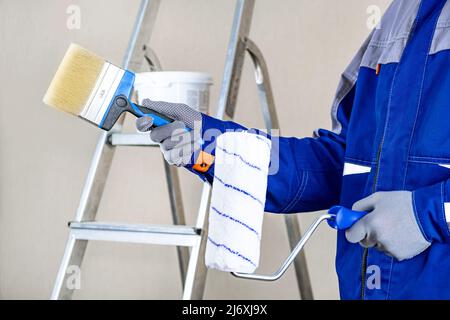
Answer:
[
  {"left": 136, "top": 99, "right": 202, "bottom": 167},
  {"left": 346, "top": 191, "right": 431, "bottom": 261},
  {"left": 135, "top": 98, "right": 247, "bottom": 182}
]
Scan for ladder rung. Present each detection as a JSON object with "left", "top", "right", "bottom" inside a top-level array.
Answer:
[
  {"left": 69, "top": 221, "right": 201, "bottom": 246},
  {"left": 109, "top": 133, "right": 159, "bottom": 147}
]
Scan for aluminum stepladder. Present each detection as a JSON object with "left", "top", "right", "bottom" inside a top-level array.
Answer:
[
  {"left": 51, "top": 0, "right": 198, "bottom": 300},
  {"left": 51, "top": 0, "right": 313, "bottom": 300}
]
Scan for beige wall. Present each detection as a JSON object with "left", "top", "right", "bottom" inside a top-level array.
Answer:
[{"left": 0, "top": 0, "right": 390, "bottom": 299}]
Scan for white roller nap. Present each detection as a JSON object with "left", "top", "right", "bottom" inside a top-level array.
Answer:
[{"left": 205, "top": 131, "right": 272, "bottom": 273}]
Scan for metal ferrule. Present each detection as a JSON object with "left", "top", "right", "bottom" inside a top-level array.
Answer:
[{"left": 80, "top": 62, "right": 125, "bottom": 125}]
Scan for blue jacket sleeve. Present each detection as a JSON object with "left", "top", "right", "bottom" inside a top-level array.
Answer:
[
  {"left": 184, "top": 114, "right": 247, "bottom": 183},
  {"left": 412, "top": 180, "right": 450, "bottom": 243},
  {"left": 265, "top": 132, "right": 345, "bottom": 213},
  {"left": 190, "top": 84, "right": 355, "bottom": 214},
  {"left": 265, "top": 86, "right": 355, "bottom": 214}
]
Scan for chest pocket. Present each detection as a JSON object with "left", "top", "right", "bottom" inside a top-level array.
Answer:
[
  {"left": 410, "top": 4, "right": 450, "bottom": 161},
  {"left": 410, "top": 48, "right": 450, "bottom": 160},
  {"left": 345, "top": 1, "right": 419, "bottom": 164}
]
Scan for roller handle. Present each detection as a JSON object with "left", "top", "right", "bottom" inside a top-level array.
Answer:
[
  {"left": 231, "top": 206, "right": 368, "bottom": 282},
  {"left": 327, "top": 206, "right": 368, "bottom": 230}
]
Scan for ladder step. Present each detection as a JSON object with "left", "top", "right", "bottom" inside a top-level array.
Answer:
[
  {"left": 69, "top": 221, "right": 201, "bottom": 246},
  {"left": 109, "top": 133, "right": 159, "bottom": 147}
]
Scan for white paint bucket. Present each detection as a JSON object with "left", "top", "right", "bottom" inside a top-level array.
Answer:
[{"left": 134, "top": 71, "right": 213, "bottom": 115}]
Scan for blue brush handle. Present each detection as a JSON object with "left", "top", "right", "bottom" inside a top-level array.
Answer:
[
  {"left": 100, "top": 70, "right": 193, "bottom": 131},
  {"left": 131, "top": 103, "right": 192, "bottom": 131},
  {"left": 327, "top": 206, "right": 368, "bottom": 230},
  {"left": 132, "top": 103, "right": 170, "bottom": 127}
]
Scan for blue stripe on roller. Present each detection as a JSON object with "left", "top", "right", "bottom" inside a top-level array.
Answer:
[
  {"left": 216, "top": 146, "right": 263, "bottom": 172},
  {"left": 213, "top": 175, "right": 264, "bottom": 206},
  {"left": 211, "top": 206, "right": 260, "bottom": 238},
  {"left": 207, "top": 237, "right": 257, "bottom": 267}
]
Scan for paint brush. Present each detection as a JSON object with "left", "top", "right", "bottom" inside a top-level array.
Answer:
[{"left": 43, "top": 43, "right": 173, "bottom": 130}]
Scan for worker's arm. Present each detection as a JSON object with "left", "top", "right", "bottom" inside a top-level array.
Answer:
[
  {"left": 136, "top": 31, "right": 370, "bottom": 214},
  {"left": 263, "top": 86, "right": 352, "bottom": 213},
  {"left": 136, "top": 27, "right": 375, "bottom": 215},
  {"left": 412, "top": 180, "right": 450, "bottom": 243},
  {"left": 264, "top": 130, "right": 346, "bottom": 214},
  {"left": 264, "top": 31, "right": 374, "bottom": 213},
  {"left": 136, "top": 82, "right": 353, "bottom": 214}
]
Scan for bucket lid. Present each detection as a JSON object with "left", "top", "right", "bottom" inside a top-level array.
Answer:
[{"left": 135, "top": 71, "right": 213, "bottom": 86}]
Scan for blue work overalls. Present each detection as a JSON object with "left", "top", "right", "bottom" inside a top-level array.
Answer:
[{"left": 198, "top": 0, "right": 450, "bottom": 299}]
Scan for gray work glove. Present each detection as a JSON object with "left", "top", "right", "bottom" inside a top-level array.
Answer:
[
  {"left": 346, "top": 191, "right": 431, "bottom": 261},
  {"left": 136, "top": 99, "right": 202, "bottom": 167}
]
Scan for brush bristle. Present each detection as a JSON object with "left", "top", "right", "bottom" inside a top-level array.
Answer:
[{"left": 43, "top": 43, "right": 105, "bottom": 115}]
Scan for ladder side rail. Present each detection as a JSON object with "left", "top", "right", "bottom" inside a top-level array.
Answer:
[
  {"left": 181, "top": 0, "right": 256, "bottom": 300},
  {"left": 143, "top": 46, "right": 191, "bottom": 288},
  {"left": 245, "top": 38, "right": 313, "bottom": 300}
]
